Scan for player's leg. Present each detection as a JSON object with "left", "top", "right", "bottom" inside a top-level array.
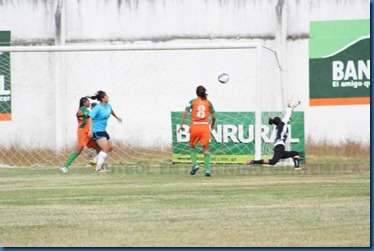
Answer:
[
  {"left": 95, "top": 138, "right": 109, "bottom": 172},
  {"left": 60, "top": 146, "right": 83, "bottom": 173},
  {"left": 247, "top": 146, "right": 282, "bottom": 165},
  {"left": 189, "top": 143, "right": 199, "bottom": 175},
  {"left": 189, "top": 125, "right": 200, "bottom": 175},
  {"left": 247, "top": 159, "right": 270, "bottom": 165},
  {"left": 93, "top": 132, "right": 111, "bottom": 172},
  {"left": 268, "top": 145, "right": 284, "bottom": 165},
  {"left": 281, "top": 150, "right": 300, "bottom": 168},
  {"left": 87, "top": 140, "right": 100, "bottom": 168},
  {"left": 108, "top": 140, "right": 114, "bottom": 152},
  {"left": 60, "top": 130, "right": 86, "bottom": 173},
  {"left": 201, "top": 127, "right": 211, "bottom": 177},
  {"left": 189, "top": 144, "right": 198, "bottom": 165}
]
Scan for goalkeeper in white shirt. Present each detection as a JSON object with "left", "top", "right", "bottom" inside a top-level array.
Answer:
[{"left": 247, "top": 100, "right": 301, "bottom": 170}]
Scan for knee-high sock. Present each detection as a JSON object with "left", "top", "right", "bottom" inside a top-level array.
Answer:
[
  {"left": 64, "top": 151, "right": 79, "bottom": 168},
  {"left": 190, "top": 149, "right": 197, "bottom": 165},
  {"left": 93, "top": 154, "right": 99, "bottom": 163},
  {"left": 293, "top": 158, "right": 300, "bottom": 167},
  {"left": 204, "top": 153, "right": 211, "bottom": 172},
  {"left": 96, "top": 151, "right": 108, "bottom": 171}
]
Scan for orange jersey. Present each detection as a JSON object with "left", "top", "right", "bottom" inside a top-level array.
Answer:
[
  {"left": 76, "top": 106, "right": 91, "bottom": 132},
  {"left": 186, "top": 97, "right": 215, "bottom": 125},
  {"left": 75, "top": 106, "right": 96, "bottom": 148},
  {"left": 185, "top": 97, "right": 215, "bottom": 147}
]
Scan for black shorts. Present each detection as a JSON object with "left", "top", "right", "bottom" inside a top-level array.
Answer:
[{"left": 93, "top": 131, "right": 110, "bottom": 141}]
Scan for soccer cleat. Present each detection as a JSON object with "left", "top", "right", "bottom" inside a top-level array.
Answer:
[
  {"left": 205, "top": 172, "right": 211, "bottom": 177},
  {"left": 190, "top": 165, "right": 199, "bottom": 175},
  {"left": 59, "top": 167, "right": 68, "bottom": 173},
  {"left": 294, "top": 167, "right": 302, "bottom": 170},
  {"left": 89, "top": 159, "right": 96, "bottom": 170},
  {"left": 247, "top": 160, "right": 254, "bottom": 165}
]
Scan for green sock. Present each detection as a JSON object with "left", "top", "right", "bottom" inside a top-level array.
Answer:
[
  {"left": 190, "top": 149, "right": 197, "bottom": 165},
  {"left": 63, "top": 151, "right": 79, "bottom": 168},
  {"left": 204, "top": 153, "right": 211, "bottom": 172}
]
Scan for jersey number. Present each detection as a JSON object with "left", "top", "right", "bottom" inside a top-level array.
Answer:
[{"left": 197, "top": 105, "right": 206, "bottom": 118}]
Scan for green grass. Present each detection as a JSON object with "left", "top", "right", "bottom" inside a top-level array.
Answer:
[{"left": 0, "top": 160, "right": 370, "bottom": 247}]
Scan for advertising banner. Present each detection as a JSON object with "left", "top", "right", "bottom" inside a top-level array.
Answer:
[
  {"left": 171, "top": 111, "right": 305, "bottom": 164},
  {"left": 309, "top": 19, "right": 370, "bottom": 106},
  {"left": 0, "top": 31, "right": 11, "bottom": 120}
]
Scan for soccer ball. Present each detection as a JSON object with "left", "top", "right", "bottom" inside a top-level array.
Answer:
[{"left": 218, "top": 73, "right": 229, "bottom": 84}]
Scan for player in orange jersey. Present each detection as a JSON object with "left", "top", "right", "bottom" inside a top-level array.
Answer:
[
  {"left": 178, "top": 85, "right": 216, "bottom": 177},
  {"left": 60, "top": 97, "right": 100, "bottom": 173}
]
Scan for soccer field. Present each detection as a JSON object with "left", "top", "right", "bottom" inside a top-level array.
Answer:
[{"left": 0, "top": 159, "right": 370, "bottom": 247}]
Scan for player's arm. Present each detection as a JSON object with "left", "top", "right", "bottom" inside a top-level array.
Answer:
[
  {"left": 284, "top": 96, "right": 301, "bottom": 124},
  {"left": 111, "top": 109, "right": 122, "bottom": 123},
  {"left": 283, "top": 106, "right": 293, "bottom": 124},
  {"left": 210, "top": 112, "right": 216, "bottom": 130},
  {"left": 178, "top": 99, "right": 193, "bottom": 132},
  {"left": 87, "top": 116, "right": 93, "bottom": 138},
  {"left": 209, "top": 100, "right": 216, "bottom": 130},
  {"left": 178, "top": 110, "right": 189, "bottom": 132}
]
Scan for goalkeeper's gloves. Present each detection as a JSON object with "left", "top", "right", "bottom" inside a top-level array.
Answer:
[
  {"left": 287, "top": 94, "right": 301, "bottom": 110},
  {"left": 291, "top": 101, "right": 301, "bottom": 110}
]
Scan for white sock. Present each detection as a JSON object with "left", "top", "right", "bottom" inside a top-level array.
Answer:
[{"left": 96, "top": 151, "right": 108, "bottom": 171}]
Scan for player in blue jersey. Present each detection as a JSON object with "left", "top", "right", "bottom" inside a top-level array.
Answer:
[
  {"left": 247, "top": 100, "right": 301, "bottom": 170},
  {"left": 89, "top": 90, "right": 122, "bottom": 172}
]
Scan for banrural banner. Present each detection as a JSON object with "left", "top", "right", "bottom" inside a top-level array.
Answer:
[
  {"left": 0, "top": 31, "right": 11, "bottom": 120},
  {"left": 171, "top": 111, "right": 305, "bottom": 164},
  {"left": 309, "top": 19, "right": 370, "bottom": 106}
]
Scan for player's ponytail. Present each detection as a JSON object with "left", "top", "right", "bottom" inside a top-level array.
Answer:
[
  {"left": 196, "top": 85, "right": 207, "bottom": 100},
  {"left": 89, "top": 90, "right": 106, "bottom": 102}
]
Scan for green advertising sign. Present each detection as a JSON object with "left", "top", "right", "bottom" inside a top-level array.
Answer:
[
  {"left": 309, "top": 20, "right": 370, "bottom": 106},
  {"left": 171, "top": 111, "right": 305, "bottom": 164},
  {"left": 0, "top": 31, "right": 11, "bottom": 120}
]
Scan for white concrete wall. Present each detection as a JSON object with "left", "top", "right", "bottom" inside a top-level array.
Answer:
[{"left": 0, "top": 0, "right": 370, "bottom": 150}]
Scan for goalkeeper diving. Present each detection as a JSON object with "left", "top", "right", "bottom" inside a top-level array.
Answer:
[{"left": 247, "top": 98, "right": 302, "bottom": 169}]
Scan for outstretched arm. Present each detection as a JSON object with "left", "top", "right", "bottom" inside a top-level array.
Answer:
[{"left": 283, "top": 101, "right": 301, "bottom": 124}]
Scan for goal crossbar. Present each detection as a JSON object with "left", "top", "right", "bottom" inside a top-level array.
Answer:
[{"left": 0, "top": 42, "right": 262, "bottom": 53}]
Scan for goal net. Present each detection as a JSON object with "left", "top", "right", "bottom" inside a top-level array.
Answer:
[{"left": 0, "top": 42, "right": 298, "bottom": 168}]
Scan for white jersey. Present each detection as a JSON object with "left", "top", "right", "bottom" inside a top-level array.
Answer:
[{"left": 274, "top": 106, "right": 292, "bottom": 147}]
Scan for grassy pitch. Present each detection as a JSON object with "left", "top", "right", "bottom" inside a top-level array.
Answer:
[{"left": 0, "top": 159, "right": 370, "bottom": 247}]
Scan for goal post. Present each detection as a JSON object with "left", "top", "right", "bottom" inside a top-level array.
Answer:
[{"left": 0, "top": 42, "right": 301, "bottom": 167}]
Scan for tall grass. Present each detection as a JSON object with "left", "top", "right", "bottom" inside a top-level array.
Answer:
[{"left": 306, "top": 137, "right": 370, "bottom": 157}]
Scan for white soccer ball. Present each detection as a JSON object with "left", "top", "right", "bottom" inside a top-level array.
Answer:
[{"left": 218, "top": 73, "right": 229, "bottom": 84}]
